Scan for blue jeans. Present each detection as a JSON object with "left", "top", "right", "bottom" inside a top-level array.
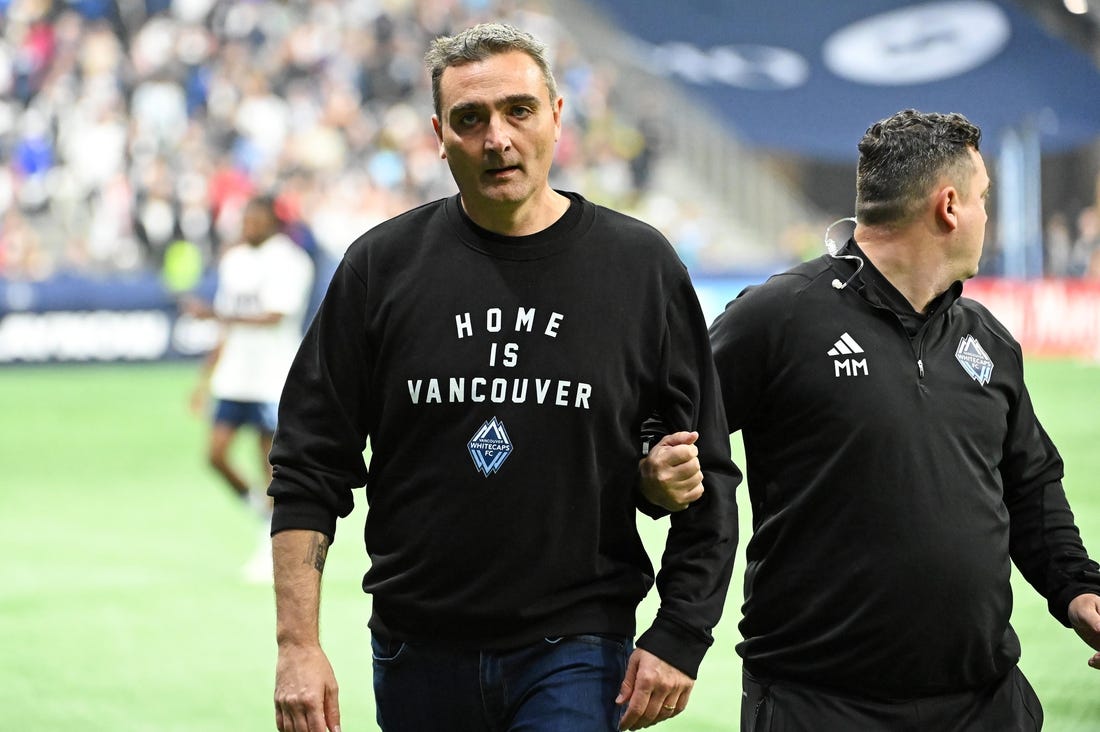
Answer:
[{"left": 371, "top": 631, "right": 632, "bottom": 731}]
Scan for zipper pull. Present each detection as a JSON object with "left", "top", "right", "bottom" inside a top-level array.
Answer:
[{"left": 917, "top": 359, "right": 925, "bottom": 378}]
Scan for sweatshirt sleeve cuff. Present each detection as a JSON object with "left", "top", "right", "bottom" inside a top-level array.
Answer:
[
  {"left": 634, "top": 490, "right": 671, "bottom": 520},
  {"left": 270, "top": 496, "right": 339, "bottom": 545},
  {"left": 636, "top": 615, "right": 714, "bottom": 679}
]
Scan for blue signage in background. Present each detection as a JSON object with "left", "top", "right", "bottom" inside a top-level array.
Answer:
[
  {"left": 584, "top": 0, "right": 1100, "bottom": 159},
  {"left": 0, "top": 274, "right": 221, "bottom": 364}
]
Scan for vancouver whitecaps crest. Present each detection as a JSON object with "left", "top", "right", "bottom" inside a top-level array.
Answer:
[
  {"left": 467, "top": 417, "right": 513, "bottom": 476},
  {"left": 955, "top": 335, "right": 994, "bottom": 385}
]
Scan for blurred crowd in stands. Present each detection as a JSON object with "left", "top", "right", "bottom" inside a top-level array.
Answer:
[
  {"left": 1045, "top": 190, "right": 1100, "bottom": 278},
  {"left": 2, "top": 0, "right": 1099, "bottom": 284},
  {"left": 0, "top": 0, "right": 671, "bottom": 282}
]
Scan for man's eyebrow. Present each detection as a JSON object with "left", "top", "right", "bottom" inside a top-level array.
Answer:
[
  {"left": 500, "top": 93, "right": 541, "bottom": 107},
  {"left": 448, "top": 101, "right": 480, "bottom": 116}
]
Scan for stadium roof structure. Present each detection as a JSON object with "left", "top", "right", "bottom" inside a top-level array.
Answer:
[{"left": 585, "top": 0, "right": 1100, "bottom": 160}]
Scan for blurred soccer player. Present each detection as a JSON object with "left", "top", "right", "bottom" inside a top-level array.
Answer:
[
  {"left": 184, "top": 195, "right": 314, "bottom": 582},
  {"left": 647, "top": 108, "right": 1100, "bottom": 730},
  {"left": 266, "top": 22, "right": 740, "bottom": 732}
]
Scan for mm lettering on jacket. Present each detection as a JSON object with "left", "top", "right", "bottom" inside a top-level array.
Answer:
[
  {"left": 407, "top": 377, "right": 591, "bottom": 409},
  {"left": 454, "top": 307, "right": 564, "bottom": 339}
]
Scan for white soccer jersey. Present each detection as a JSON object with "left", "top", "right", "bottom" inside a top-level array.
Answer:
[{"left": 210, "top": 233, "right": 314, "bottom": 403}]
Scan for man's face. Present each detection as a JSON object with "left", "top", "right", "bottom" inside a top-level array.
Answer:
[
  {"left": 432, "top": 50, "right": 562, "bottom": 226},
  {"left": 953, "top": 147, "right": 991, "bottom": 279},
  {"left": 241, "top": 204, "right": 275, "bottom": 246}
]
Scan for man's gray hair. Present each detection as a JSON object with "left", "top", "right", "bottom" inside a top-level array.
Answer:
[{"left": 425, "top": 23, "right": 558, "bottom": 118}]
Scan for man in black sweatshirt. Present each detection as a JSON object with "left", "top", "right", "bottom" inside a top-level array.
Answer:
[
  {"left": 649, "top": 109, "right": 1100, "bottom": 730},
  {"left": 267, "top": 22, "right": 740, "bottom": 732}
]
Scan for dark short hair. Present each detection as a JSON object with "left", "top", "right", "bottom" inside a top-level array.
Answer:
[
  {"left": 246, "top": 194, "right": 278, "bottom": 217},
  {"left": 855, "top": 109, "right": 982, "bottom": 226},
  {"left": 424, "top": 22, "right": 558, "bottom": 119}
]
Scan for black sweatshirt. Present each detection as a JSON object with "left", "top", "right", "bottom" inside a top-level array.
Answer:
[
  {"left": 268, "top": 193, "right": 740, "bottom": 677},
  {"left": 709, "top": 241, "right": 1100, "bottom": 699}
]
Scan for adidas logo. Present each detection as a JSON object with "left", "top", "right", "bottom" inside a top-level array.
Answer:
[
  {"left": 827, "top": 332, "right": 864, "bottom": 356},
  {"left": 828, "top": 332, "right": 868, "bottom": 377}
]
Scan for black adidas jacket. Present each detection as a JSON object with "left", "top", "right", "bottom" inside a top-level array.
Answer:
[
  {"left": 268, "top": 193, "right": 740, "bottom": 677},
  {"left": 709, "top": 240, "right": 1100, "bottom": 699}
]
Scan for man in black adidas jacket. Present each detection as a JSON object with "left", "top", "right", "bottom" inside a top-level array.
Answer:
[{"left": 649, "top": 109, "right": 1100, "bottom": 730}]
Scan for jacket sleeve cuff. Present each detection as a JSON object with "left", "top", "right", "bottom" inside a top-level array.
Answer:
[
  {"left": 270, "top": 496, "right": 339, "bottom": 545},
  {"left": 1052, "top": 586, "right": 1100, "bottom": 627},
  {"left": 636, "top": 615, "right": 714, "bottom": 679}
]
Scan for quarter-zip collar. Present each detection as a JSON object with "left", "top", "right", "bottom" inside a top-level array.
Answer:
[{"left": 831, "top": 238, "right": 963, "bottom": 339}]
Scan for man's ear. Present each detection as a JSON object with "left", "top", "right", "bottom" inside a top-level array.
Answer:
[
  {"left": 432, "top": 116, "right": 446, "bottom": 159},
  {"left": 937, "top": 186, "right": 959, "bottom": 231}
]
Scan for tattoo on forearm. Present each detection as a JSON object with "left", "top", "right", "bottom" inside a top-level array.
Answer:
[{"left": 304, "top": 534, "right": 329, "bottom": 573}]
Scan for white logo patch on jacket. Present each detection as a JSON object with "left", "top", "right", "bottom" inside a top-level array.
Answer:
[{"left": 956, "top": 335, "right": 994, "bottom": 385}]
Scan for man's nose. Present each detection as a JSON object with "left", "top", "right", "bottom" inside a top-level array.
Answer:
[{"left": 484, "top": 115, "right": 512, "bottom": 153}]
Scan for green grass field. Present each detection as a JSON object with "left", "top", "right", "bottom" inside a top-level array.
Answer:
[{"left": 2, "top": 359, "right": 1099, "bottom": 730}]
